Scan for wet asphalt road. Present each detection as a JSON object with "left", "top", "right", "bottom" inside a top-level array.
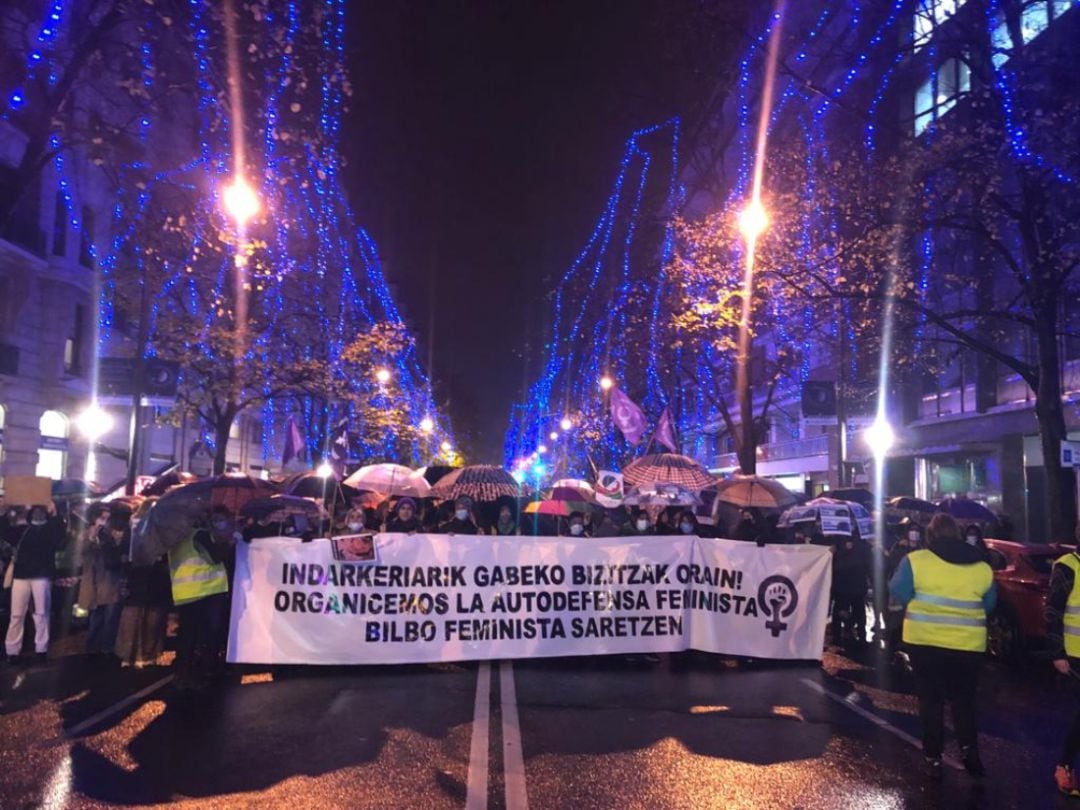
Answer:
[{"left": 0, "top": 641, "right": 1068, "bottom": 809}]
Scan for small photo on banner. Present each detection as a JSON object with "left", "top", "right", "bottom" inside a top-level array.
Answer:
[{"left": 330, "top": 533, "right": 377, "bottom": 564}]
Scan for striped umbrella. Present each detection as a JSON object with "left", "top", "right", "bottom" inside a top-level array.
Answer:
[
  {"left": 622, "top": 453, "right": 715, "bottom": 491},
  {"left": 709, "top": 475, "right": 798, "bottom": 509},
  {"left": 431, "top": 465, "right": 520, "bottom": 502}
]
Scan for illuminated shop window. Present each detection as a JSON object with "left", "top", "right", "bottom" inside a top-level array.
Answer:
[{"left": 914, "top": 58, "right": 971, "bottom": 135}]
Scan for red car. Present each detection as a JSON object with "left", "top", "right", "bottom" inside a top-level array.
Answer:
[{"left": 984, "top": 539, "right": 1073, "bottom": 659}]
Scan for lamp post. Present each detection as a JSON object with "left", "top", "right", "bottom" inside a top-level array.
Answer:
[{"left": 733, "top": 199, "right": 769, "bottom": 476}]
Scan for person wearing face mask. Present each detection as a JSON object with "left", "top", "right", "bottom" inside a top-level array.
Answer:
[
  {"left": 884, "top": 520, "right": 923, "bottom": 652},
  {"left": 440, "top": 497, "right": 479, "bottom": 535},
  {"left": 387, "top": 498, "right": 422, "bottom": 533},
  {"left": 622, "top": 510, "right": 654, "bottom": 536},
  {"left": 963, "top": 524, "right": 991, "bottom": 563},
  {"left": 567, "top": 511, "right": 590, "bottom": 538},
  {"left": 4, "top": 502, "right": 65, "bottom": 664},
  {"left": 676, "top": 510, "right": 700, "bottom": 537}
]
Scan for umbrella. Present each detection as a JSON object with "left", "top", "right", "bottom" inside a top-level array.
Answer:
[
  {"left": 885, "top": 496, "right": 937, "bottom": 526},
  {"left": 523, "top": 499, "right": 590, "bottom": 517},
  {"left": 709, "top": 475, "right": 798, "bottom": 509},
  {"left": 548, "top": 485, "right": 595, "bottom": 504},
  {"left": 622, "top": 453, "right": 715, "bottom": 490},
  {"left": 779, "top": 496, "right": 873, "bottom": 537},
  {"left": 241, "top": 494, "right": 324, "bottom": 523},
  {"left": 343, "top": 463, "right": 431, "bottom": 498},
  {"left": 431, "top": 465, "right": 520, "bottom": 502},
  {"left": 283, "top": 471, "right": 359, "bottom": 506},
  {"left": 140, "top": 471, "right": 198, "bottom": 497},
  {"left": 551, "top": 479, "right": 596, "bottom": 501},
  {"left": 418, "top": 465, "right": 459, "bottom": 485},
  {"left": 624, "top": 481, "right": 703, "bottom": 508},
  {"left": 935, "top": 497, "right": 997, "bottom": 524}
]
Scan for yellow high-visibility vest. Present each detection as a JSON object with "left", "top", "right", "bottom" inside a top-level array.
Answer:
[
  {"left": 168, "top": 533, "right": 228, "bottom": 606},
  {"left": 902, "top": 549, "right": 992, "bottom": 653},
  {"left": 1055, "top": 553, "right": 1080, "bottom": 658}
]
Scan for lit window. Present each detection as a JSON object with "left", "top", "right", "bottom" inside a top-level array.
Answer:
[
  {"left": 914, "top": 58, "right": 971, "bottom": 135},
  {"left": 914, "top": 0, "right": 966, "bottom": 50},
  {"left": 1021, "top": 1, "right": 1050, "bottom": 41},
  {"left": 36, "top": 410, "right": 69, "bottom": 480},
  {"left": 991, "top": 17, "right": 1012, "bottom": 68}
]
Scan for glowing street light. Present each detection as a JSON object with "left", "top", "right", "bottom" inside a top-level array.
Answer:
[
  {"left": 559, "top": 416, "right": 573, "bottom": 432},
  {"left": 75, "top": 403, "right": 114, "bottom": 441},
  {"left": 599, "top": 375, "right": 614, "bottom": 392},
  {"left": 420, "top": 416, "right": 434, "bottom": 434},
  {"left": 538, "top": 444, "right": 548, "bottom": 454},
  {"left": 440, "top": 440, "right": 452, "bottom": 453},
  {"left": 549, "top": 431, "right": 559, "bottom": 441},
  {"left": 222, "top": 177, "right": 260, "bottom": 226},
  {"left": 374, "top": 367, "right": 392, "bottom": 385},
  {"left": 737, "top": 199, "right": 769, "bottom": 240},
  {"left": 316, "top": 462, "right": 334, "bottom": 479},
  {"left": 864, "top": 416, "right": 896, "bottom": 460}
]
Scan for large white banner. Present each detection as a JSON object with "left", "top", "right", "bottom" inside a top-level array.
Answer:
[{"left": 227, "top": 535, "right": 832, "bottom": 665}]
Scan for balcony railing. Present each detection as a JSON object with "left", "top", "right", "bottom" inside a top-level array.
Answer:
[{"left": 711, "top": 433, "right": 830, "bottom": 471}]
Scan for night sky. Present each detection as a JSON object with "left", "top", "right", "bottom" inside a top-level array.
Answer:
[{"left": 345, "top": 1, "right": 748, "bottom": 462}]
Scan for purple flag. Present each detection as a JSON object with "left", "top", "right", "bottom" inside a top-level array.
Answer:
[
  {"left": 609, "top": 386, "right": 647, "bottom": 445},
  {"left": 654, "top": 407, "right": 679, "bottom": 453},
  {"left": 282, "top": 416, "right": 304, "bottom": 467},
  {"left": 329, "top": 417, "right": 350, "bottom": 479}
]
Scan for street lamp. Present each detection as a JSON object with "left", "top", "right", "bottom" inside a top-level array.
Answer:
[
  {"left": 549, "top": 431, "right": 559, "bottom": 441},
  {"left": 737, "top": 199, "right": 769, "bottom": 240},
  {"left": 440, "top": 440, "right": 452, "bottom": 453},
  {"left": 538, "top": 444, "right": 548, "bottom": 454},
  {"left": 375, "top": 367, "right": 391, "bottom": 385},
  {"left": 559, "top": 416, "right": 573, "bottom": 432},
  {"left": 864, "top": 416, "right": 895, "bottom": 460},
  {"left": 420, "top": 416, "right": 434, "bottom": 434},
  {"left": 599, "top": 375, "right": 614, "bottom": 392},
  {"left": 316, "top": 462, "right": 334, "bottom": 479},
  {"left": 75, "top": 403, "right": 114, "bottom": 441},
  {"left": 222, "top": 177, "right": 260, "bottom": 226}
]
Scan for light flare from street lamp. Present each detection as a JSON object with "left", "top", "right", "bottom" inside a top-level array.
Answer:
[
  {"left": 538, "top": 444, "right": 548, "bottom": 454},
  {"left": 440, "top": 440, "right": 452, "bottom": 453},
  {"left": 222, "top": 177, "right": 260, "bottom": 225},
  {"left": 599, "top": 375, "right": 614, "bottom": 392},
  {"left": 738, "top": 199, "right": 769, "bottom": 240},
  {"left": 75, "top": 403, "right": 114, "bottom": 441},
  {"left": 864, "top": 417, "right": 895, "bottom": 459},
  {"left": 549, "top": 431, "right": 559, "bottom": 441},
  {"left": 316, "top": 462, "right": 334, "bottom": 479},
  {"left": 560, "top": 417, "right": 573, "bottom": 432},
  {"left": 420, "top": 417, "right": 434, "bottom": 433},
  {"left": 375, "top": 367, "right": 391, "bottom": 384}
]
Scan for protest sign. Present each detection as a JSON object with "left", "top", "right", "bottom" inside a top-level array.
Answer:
[{"left": 227, "top": 535, "right": 831, "bottom": 666}]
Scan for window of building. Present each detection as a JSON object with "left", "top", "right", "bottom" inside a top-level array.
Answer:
[
  {"left": 914, "top": 57, "right": 971, "bottom": 135},
  {"left": 914, "top": 0, "right": 965, "bottom": 50},
  {"left": 36, "top": 410, "right": 69, "bottom": 480},
  {"left": 991, "top": 1, "right": 1071, "bottom": 68},
  {"left": 64, "top": 304, "right": 86, "bottom": 376},
  {"left": 78, "top": 205, "right": 95, "bottom": 268},
  {"left": 52, "top": 192, "right": 67, "bottom": 257}
]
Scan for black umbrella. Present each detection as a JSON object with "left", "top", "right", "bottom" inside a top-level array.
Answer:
[
  {"left": 283, "top": 471, "right": 359, "bottom": 506},
  {"left": 241, "top": 494, "right": 324, "bottom": 523},
  {"left": 140, "top": 471, "right": 199, "bottom": 497}
]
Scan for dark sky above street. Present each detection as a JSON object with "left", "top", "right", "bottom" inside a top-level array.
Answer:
[{"left": 345, "top": 1, "right": 747, "bottom": 462}]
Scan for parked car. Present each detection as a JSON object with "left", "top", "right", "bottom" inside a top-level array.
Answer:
[{"left": 984, "top": 539, "right": 1071, "bottom": 660}]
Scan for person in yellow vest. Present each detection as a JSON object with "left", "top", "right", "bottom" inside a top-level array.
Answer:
[
  {"left": 169, "top": 506, "right": 233, "bottom": 690},
  {"left": 1047, "top": 522, "right": 1080, "bottom": 798},
  {"left": 889, "top": 513, "right": 996, "bottom": 778}
]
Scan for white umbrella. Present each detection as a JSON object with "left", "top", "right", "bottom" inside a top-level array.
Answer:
[
  {"left": 709, "top": 475, "right": 798, "bottom": 509},
  {"left": 779, "top": 497, "right": 872, "bottom": 537},
  {"left": 624, "top": 481, "right": 703, "bottom": 508},
  {"left": 343, "top": 464, "right": 431, "bottom": 498}
]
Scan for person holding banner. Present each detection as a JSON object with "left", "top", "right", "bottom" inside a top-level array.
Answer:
[
  {"left": 622, "top": 509, "right": 654, "bottom": 536},
  {"left": 439, "top": 497, "right": 479, "bottom": 535},
  {"left": 889, "top": 513, "right": 995, "bottom": 778},
  {"left": 386, "top": 498, "right": 422, "bottom": 533}
]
